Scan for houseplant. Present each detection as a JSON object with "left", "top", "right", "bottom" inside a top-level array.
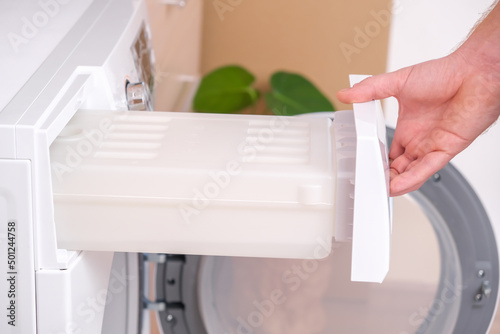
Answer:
[{"left": 192, "top": 65, "right": 335, "bottom": 115}]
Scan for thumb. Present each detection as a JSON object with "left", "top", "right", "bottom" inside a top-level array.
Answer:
[{"left": 336, "top": 68, "right": 409, "bottom": 104}]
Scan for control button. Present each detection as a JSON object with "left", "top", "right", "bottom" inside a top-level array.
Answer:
[{"left": 126, "top": 81, "right": 151, "bottom": 111}]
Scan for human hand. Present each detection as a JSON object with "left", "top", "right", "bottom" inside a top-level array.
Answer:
[{"left": 337, "top": 52, "right": 500, "bottom": 196}]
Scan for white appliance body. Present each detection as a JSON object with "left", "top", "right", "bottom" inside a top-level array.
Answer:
[{"left": 0, "top": 1, "right": 152, "bottom": 333}]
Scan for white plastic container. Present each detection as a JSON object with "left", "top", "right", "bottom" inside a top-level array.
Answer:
[
  {"left": 50, "top": 76, "right": 391, "bottom": 283},
  {"left": 51, "top": 110, "right": 336, "bottom": 258}
]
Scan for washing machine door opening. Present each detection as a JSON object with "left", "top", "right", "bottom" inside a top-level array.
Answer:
[
  {"left": 149, "top": 134, "right": 498, "bottom": 334},
  {"left": 196, "top": 194, "right": 455, "bottom": 334}
]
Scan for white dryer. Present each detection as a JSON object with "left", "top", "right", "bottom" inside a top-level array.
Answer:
[{"left": 0, "top": 0, "right": 498, "bottom": 333}]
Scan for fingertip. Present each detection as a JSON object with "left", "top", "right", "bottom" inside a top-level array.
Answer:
[
  {"left": 389, "top": 177, "right": 403, "bottom": 196},
  {"left": 389, "top": 182, "right": 410, "bottom": 197},
  {"left": 336, "top": 88, "right": 353, "bottom": 104},
  {"left": 389, "top": 174, "right": 423, "bottom": 197},
  {"left": 389, "top": 185, "right": 408, "bottom": 197}
]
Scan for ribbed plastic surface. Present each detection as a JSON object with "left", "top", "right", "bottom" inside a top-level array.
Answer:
[
  {"left": 50, "top": 109, "right": 335, "bottom": 259},
  {"left": 332, "top": 110, "right": 357, "bottom": 242}
]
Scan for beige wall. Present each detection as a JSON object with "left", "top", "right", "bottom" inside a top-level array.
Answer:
[
  {"left": 146, "top": 0, "right": 203, "bottom": 111},
  {"left": 200, "top": 0, "right": 392, "bottom": 112},
  {"left": 146, "top": 0, "right": 202, "bottom": 76}
]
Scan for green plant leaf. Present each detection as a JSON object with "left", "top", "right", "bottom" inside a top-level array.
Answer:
[
  {"left": 193, "top": 65, "right": 259, "bottom": 113},
  {"left": 265, "top": 71, "right": 334, "bottom": 116}
]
